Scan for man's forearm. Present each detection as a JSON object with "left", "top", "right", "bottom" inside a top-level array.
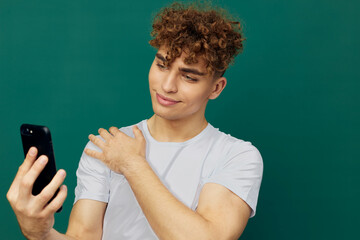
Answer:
[
  {"left": 43, "top": 229, "right": 77, "bottom": 240},
  {"left": 123, "top": 157, "right": 218, "bottom": 240}
]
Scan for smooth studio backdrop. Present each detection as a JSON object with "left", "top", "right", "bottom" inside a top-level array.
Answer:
[{"left": 1, "top": 0, "right": 359, "bottom": 239}]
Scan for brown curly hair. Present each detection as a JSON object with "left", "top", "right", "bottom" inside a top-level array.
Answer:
[{"left": 149, "top": 1, "right": 245, "bottom": 77}]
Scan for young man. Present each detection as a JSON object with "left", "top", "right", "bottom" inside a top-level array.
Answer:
[{"left": 7, "top": 2, "right": 263, "bottom": 239}]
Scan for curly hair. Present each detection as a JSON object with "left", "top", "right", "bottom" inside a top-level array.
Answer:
[{"left": 149, "top": 1, "right": 245, "bottom": 76}]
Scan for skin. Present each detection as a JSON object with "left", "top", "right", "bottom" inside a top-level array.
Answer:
[
  {"left": 7, "top": 47, "right": 251, "bottom": 240},
  {"left": 6, "top": 147, "right": 69, "bottom": 240},
  {"left": 146, "top": 48, "right": 226, "bottom": 142}
]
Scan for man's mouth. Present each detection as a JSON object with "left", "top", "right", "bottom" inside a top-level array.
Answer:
[{"left": 156, "top": 93, "right": 180, "bottom": 106}]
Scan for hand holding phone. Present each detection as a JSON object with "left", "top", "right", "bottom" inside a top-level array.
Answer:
[
  {"left": 20, "top": 124, "right": 61, "bottom": 205},
  {"left": 6, "top": 124, "right": 67, "bottom": 239}
]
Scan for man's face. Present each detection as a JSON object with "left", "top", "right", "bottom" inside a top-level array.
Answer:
[{"left": 148, "top": 47, "right": 225, "bottom": 122}]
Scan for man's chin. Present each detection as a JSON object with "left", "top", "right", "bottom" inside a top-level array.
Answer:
[{"left": 152, "top": 109, "right": 182, "bottom": 121}]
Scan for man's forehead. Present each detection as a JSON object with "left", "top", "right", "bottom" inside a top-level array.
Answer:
[{"left": 156, "top": 48, "right": 208, "bottom": 70}]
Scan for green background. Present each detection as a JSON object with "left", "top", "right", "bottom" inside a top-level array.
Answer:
[{"left": 1, "top": 0, "right": 359, "bottom": 239}]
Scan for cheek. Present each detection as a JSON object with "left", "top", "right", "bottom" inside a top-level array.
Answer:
[
  {"left": 148, "top": 66, "right": 159, "bottom": 90},
  {"left": 148, "top": 65, "right": 155, "bottom": 84},
  {"left": 182, "top": 84, "right": 211, "bottom": 105}
]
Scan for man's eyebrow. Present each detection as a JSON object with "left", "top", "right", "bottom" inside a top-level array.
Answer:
[
  {"left": 155, "top": 53, "right": 166, "bottom": 62},
  {"left": 179, "top": 67, "right": 206, "bottom": 76},
  {"left": 156, "top": 53, "right": 206, "bottom": 76}
]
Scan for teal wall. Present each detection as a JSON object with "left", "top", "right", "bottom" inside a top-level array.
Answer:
[{"left": 1, "top": 0, "right": 359, "bottom": 239}]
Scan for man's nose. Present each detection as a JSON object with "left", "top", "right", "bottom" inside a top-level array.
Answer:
[{"left": 161, "top": 71, "right": 178, "bottom": 93}]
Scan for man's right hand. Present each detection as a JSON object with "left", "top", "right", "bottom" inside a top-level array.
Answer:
[{"left": 6, "top": 147, "right": 67, "bottom": 240}]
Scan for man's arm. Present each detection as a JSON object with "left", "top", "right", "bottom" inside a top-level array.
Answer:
[
  {"left": 44, "top": 199, "right": 107, "bottom": 240},
  {"left": 66, "top": 199, "right": 107, "bottom": 239},
  {"left": 196, "top": 183, "right": 251, "bottom": 239},
  {"left": 86, "top": 126, "right": 251, "bottom": 240},
  {"left": 124, "top": 158, "right": 251, "bottom": 240},
  {"left": 7, "top": 147, "right": 106, "bottom": 240}
]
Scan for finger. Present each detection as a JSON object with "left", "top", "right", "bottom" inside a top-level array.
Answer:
[
  {"left": 17, "top": 147, "right": 38, "bottom": 177},
  {"left": 23, "top": 146, "right": 38, "bottom": 169},
  {"left": 42, "top": 185, "right": 67, "bottom": 216},
  {"left": 98, "top": 128, "right": 112, "bottom": 141},
  {"left": 8, "top": 147, "right": 38, "bottom": 193},
  {"left": 88, "top": 134, "right": 105, "bottom": 148},
  {"left": 36, "top": 170, "right": 66, "bottom": 209},
  {"left": 109, "top": 126, "right": 120, "bottom": 136},
  {"left": 133, "top": 125, "right": 145, "bottom": 141},
  {"left": 19, "top": 155, "right": 48, "bottom": 198},
  {"left": 84, "top": 148, "right": 105, "bottom": 161}
]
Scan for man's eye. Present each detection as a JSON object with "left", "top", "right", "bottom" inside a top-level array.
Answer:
[
  {"left": 184, "top": 75, "right": 198, "bottom": 82},
  {"left": 156, "top": 63, "right": 166, "bottom": 70}
]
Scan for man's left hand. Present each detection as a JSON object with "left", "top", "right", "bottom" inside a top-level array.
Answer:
[{"left": 85, "top": 125, "right": 146, "bottom": 174}]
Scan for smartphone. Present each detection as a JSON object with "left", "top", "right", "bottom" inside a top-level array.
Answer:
[{"left": 20, "top": 124, "right": 62, "bottom": 212}]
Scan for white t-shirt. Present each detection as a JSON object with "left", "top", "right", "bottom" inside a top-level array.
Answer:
[{"left": 74, "top": 120, "right": 263, "bottom": 240}]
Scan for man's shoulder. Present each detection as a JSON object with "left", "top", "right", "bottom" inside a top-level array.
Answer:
[
  {"left": 207, "top": 125, "right": 241, "bottom": 145},
  {"left": 208, "top": 125, "right": 261, "bottom": 158},
  {"left": 118, "top": 120, "right": 147, "bottom": 137}
]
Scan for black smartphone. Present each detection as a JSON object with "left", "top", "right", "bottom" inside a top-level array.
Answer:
[{"left": 20, "top": 124, "right": 62, "bottom": 212}]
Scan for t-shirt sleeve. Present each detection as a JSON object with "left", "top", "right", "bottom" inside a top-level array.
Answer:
[
  {"left": 74, "top": 140, "right": 111, "bottom": 204},
  {"left": 203, "top": 141, "right": 263, "bottom": 218}
]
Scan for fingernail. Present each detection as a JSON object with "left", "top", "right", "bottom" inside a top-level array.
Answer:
[
  {"left": 29, "top": 147, "right": 36, "bottom": 156},
  {"left": 58, "top": 169, "right": 66, "bottom": 177},
  {"left": 39, "top": 156, "right": 47, "bottom": 164}
]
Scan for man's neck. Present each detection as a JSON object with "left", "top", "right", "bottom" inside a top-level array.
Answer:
[{"left": 147, "top": 114, "right": 208, "bottom": 142}]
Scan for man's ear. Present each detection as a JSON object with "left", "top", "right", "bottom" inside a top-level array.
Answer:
[{"left": 209, "top": 77, "right": 227, "bottom": 100}]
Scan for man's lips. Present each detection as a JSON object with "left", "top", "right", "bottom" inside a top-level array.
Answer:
[{"left": 156, "top": 93, "right": 180, "bottom": 106}]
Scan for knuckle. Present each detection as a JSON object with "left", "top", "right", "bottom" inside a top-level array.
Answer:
[
  {"left": 48, "top": 203, "right": 60, "bottom": 212},
  {"left": 38, "top": 211, "right": 49, "bottom": 220},
  {"left": 25, "top": 208, "right": 36, "bottom": 217},
  {"left": 57, "top": 189, "right": 67, "bottom": 200},
  {"left": 18, "top": 164, "right": 26, "bottom": 174},
  {"left": 20, "top": 178, "right": 32, "bottom": 188},
  {"left": 15, "top": 202, "right": 26, "bottom": 213},
  {"left": 6, "top": 193, "right": 14, "bottom": 204},
  {"left": 32, "top": 162, "right": 41, "bottom": 171},
  {"left": 110, "top": 126, "right": 118, "bottom": 133},
  {"left": 34, "top": 159, "right": 46, "bottom": 170},
  {"left": 85, "top": 148, "right": 92, "bottom": 156},
  {"left": 6, "top": 189, "right": 14, "bottom": 200},
  {"left": 39, "top": 192, "right": 52, "bottom": 203},
  {"left": 91, "top": 135, "right": 98, "bottom": 142},
  {"left": 6, "top": 192, "right": 11, "bottom": 201}
]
